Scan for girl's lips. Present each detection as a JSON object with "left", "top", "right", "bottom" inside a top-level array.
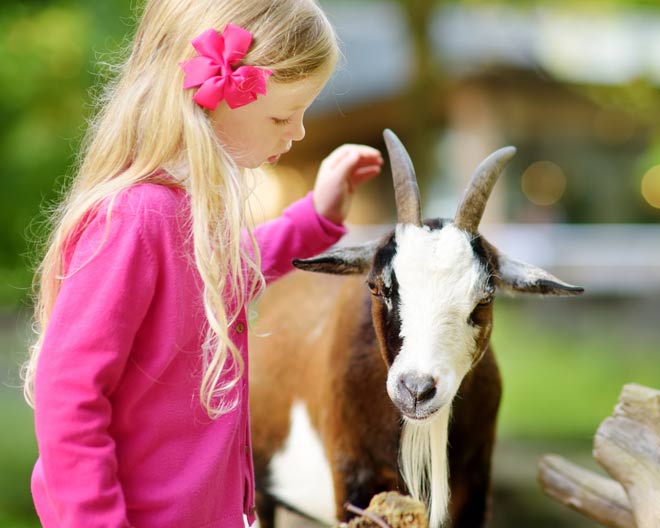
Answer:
[{"left": 267, "top": 148, "right": 290, "bottom": 164}]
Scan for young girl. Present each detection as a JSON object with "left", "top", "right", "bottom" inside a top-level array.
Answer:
[{"left": 22, "top": 0, "right": 383, "bottom": 526}]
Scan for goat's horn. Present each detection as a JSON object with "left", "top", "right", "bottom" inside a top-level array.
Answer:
[
  {"left": 453, "top": 146, "right": 517, "bottom": 233},
  {"left": 383, "top": 129, "right": 422, "bottom": 227}
]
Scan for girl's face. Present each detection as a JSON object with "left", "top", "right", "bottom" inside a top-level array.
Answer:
[{"left": 211, "top": 68, "right": 332, "bottom": 169}]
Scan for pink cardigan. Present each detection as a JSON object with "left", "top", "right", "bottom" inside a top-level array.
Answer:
[{"left": 31, "top": 183, "right": 346, "bottom": 527}]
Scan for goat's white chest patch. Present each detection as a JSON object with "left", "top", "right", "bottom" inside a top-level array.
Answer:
[{"left": 268, "top": 401, "right": 336, "bottom": 523}]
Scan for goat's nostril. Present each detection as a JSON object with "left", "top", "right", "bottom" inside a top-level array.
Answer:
[
  {"left": 399, "top": 373, "right": 437, "bottom": 403},
  {"left": 418, "top": 382, "right": 436, "bottom": 403}
]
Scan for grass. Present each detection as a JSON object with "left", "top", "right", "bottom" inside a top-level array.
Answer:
[
  {"left": 0, "top": 394, "right": 39, "bottom": 528},
  {"left": 492, "top": 295, "right": 660, "bottom": 440},
  {"left": 0, "top": 310, "right": 39, "bottom": 527}
]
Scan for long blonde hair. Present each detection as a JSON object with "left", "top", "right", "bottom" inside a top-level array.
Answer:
[{"left": 23, "top": 0, "right": 338, "bottom": 418}]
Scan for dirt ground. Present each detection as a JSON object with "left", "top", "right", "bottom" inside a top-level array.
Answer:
[{"left": 277, "top": 509, "right": 324, "bottom": 528}]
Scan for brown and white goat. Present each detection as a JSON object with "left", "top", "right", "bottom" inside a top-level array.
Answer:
[{"left": 249, "top": 130, "right": 583, "bottom": 528}]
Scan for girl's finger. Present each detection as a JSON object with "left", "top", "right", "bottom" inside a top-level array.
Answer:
[
  {"left": 327, "top": 145, "right": 382, "bottom": 169},
  {"left": 330, "top": 149, "right": 362, "bottom": 175},
  {"left": 352, "top": 164, "right": 382, "bottom": 179},
  {"left": 341, "top": 152, "right": 383, "bottom": 175}
]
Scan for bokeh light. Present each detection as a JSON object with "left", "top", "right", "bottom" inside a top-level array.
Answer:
[
  {"left": 521, "top": 161, "right": 567, "bottom": 206},
  {"left": 641, "top": 165, "right": 660, "bottom": 209}
]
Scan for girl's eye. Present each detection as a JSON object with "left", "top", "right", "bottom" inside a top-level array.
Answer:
[{"left": 272, "top": 117, "right": 292, "bottom": 126}]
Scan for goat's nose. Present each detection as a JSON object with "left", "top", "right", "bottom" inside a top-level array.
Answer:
[{"left": 398, "top": 373, "right": 436, "bottom": 404}]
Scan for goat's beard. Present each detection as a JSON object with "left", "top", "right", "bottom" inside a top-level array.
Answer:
[{"left": 399, "top": 404, "right": 452, "bottom": 528}]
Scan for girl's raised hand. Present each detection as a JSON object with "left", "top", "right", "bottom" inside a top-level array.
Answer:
[{"left": 312, "top": 144, "right": 384, "bottom": 225}]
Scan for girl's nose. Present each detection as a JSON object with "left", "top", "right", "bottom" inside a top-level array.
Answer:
[{"left": 290, "top": 119, "right": 305, "bottom": 142}]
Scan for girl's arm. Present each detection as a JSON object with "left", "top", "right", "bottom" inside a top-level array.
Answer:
[
  {"left": 251, "top": 191, "right": 347, "bottom": 284},
  {"left": 33, "top": 204, "right": 157, "bottom": 527},
  {"left": 253, "top": 144, "right": 382, "bottom": 283}
]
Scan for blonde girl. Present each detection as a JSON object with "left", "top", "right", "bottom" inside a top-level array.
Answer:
[{"left": 24, "top": 0, "right": 383, "bottom": 526}]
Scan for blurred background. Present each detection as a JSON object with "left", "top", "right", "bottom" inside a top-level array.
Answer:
[{"left": 1, "top": 0, "right": 659, "bottom": 526}]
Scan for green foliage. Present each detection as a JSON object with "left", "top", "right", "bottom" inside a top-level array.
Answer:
[
  {"left": 0, "top": 0, "right": 133, "bottom": 308},
  {"left": 0, "top": 4, "right": 84, "bottom": 303}
]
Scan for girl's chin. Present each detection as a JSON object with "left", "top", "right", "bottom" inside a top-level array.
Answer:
[{"left": 266, "top": 154, "right": 280, "bottom": 164}]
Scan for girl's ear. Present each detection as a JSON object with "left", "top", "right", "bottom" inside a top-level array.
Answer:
[{"left": 494, "top": 251, "right": 584, "bottom": 296}]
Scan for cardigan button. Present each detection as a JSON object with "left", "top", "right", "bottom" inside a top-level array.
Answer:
[{"left": 235, "top": 322, "right": 246, "bottom": 334}]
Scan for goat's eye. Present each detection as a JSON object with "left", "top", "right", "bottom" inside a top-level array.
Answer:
[
  {"left": 469, "top": 295, "right": 493, "bottom": 326},
  {"left": 367, "top": 281, "right": 381, "bottom": 297}
]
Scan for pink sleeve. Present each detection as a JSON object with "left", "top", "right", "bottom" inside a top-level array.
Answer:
[
  {"left": 34, "top": 205, "right": 157, "bottom": 527},
  {"left": 252, "top": 192, "right": 347, "bottom": 284}
]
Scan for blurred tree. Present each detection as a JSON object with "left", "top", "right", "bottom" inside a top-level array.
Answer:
[
  {"left": 392, "top": 0, "right": 447, "bottom": 194},
  {"left": 0, "top": 0, "right": 132, "bottom": 308}
]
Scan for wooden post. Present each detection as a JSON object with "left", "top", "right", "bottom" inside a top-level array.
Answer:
[{"left": 539, "top": 383, "right": 660, "bottom": 527}]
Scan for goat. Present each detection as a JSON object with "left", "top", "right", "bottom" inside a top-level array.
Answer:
[{"left": 249, "top": 130, "right": 583, "bottom": 528}]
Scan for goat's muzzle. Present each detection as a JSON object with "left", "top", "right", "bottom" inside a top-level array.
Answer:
[{"left": 394, "top": 372, "right": 444, "bottom": 421}]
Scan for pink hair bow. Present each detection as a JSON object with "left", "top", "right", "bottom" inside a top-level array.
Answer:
[{"left": 180, "top": 25, "right": 272, "bottom": 110}]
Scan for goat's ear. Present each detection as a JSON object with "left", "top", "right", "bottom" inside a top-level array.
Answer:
[
  {"left": 495, "top": 252, "right": 584, "bottom": 296},
  {"left": 293, "top": 241, "right": 378, "bottom": 275}
]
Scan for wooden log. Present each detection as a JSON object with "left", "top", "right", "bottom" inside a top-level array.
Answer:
[
  {"left": 594, "top": 384, "right": 660, "bottom": 528},
  {"left": 538, "top": 454, "right": 634, "bottom": 528},
  {"left": 539, "top": 384, "right": 660, "bottom": 527}
]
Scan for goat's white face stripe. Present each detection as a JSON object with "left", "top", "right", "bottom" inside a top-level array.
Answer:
[
  {"left": 387, "top": 224, "right": 488, "bottom": 410},
  {"left": 381, "top": 262, "right": 394, "bottom": 311}
]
